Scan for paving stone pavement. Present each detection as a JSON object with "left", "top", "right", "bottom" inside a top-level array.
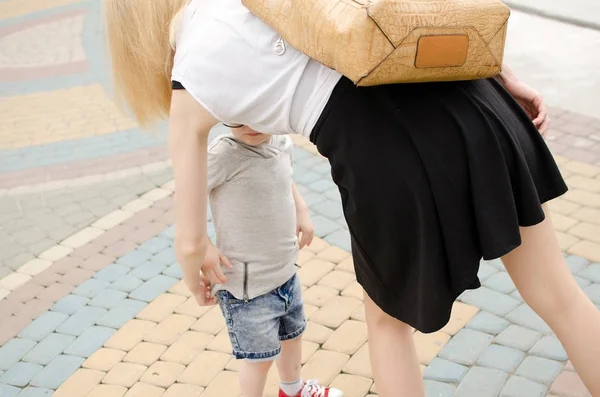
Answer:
[{"left": 1, "top": 0, "right": 600, "bottom": 396}]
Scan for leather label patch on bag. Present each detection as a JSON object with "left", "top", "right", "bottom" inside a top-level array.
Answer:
[{"left": 415, "top": 34, "right": 469, "bottom": 68}]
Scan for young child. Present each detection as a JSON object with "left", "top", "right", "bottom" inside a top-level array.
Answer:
[{"left": 200, "top": 126, "right": 344, "bottom": 397}]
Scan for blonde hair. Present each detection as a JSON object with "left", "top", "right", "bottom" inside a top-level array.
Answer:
[{"left": 103, "top": 0, "right": 189, "bottom": 127}]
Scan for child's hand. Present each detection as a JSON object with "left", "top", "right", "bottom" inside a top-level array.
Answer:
[
  {"left": 202, "top": 244, "right": 233, "bottom": 285},
  {"left": 192, "top": 273, "right": 218, "bottom": 306},
  {"left": 296, "top": 209, "right": 314, "bottom": 248}
]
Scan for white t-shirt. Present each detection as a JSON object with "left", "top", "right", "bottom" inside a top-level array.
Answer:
[{"left": 171, "top": 0, "right": 342, "bottom": 137}]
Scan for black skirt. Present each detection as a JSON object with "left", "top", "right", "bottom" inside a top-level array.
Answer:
[{"left": 310, "top": 77, "right": 568, "bottom": 333}]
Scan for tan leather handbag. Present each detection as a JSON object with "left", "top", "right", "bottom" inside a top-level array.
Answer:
[{"left": 241, "top": 0, "right": 511, "bottom": 85}]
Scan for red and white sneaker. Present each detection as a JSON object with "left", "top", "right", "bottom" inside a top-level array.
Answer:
[{"left": 278, "top": 380, "right": 344, "bottom": 397}]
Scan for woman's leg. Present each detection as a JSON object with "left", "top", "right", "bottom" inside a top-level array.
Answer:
[
  {"left": 364, "top": 291, "right": 425, "bottom": 397},
  {"left": 502, "top": 205, "right": 600, "bottom": 395},
  {"left": 239, "top": 359, "right": 273, "bottom": 397}
]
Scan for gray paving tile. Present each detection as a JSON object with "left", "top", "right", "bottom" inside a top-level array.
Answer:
[
  {"left": 439, "top": 329, "right": 493, "bottom": 366},
  {"left": 0, "top": 362, "right": 43, "bottom": 387},
  {"left": 88, "top": 289, "right": 128, "bottom": 309},
  {"left": 423, "top": 358, "right": 468, "bottom": 383},
  {"left": 477, "top": 344, "right": 525, "bottom": 372},
  {"left": 455, "top": 366, "right": 508, "bottom": 397},
  {"left": 138, "top": 236, "right": 171, "bottom": 255},
  {"left": 584, "top": 283, "right": 600, "bottom": 305},
  {"left": 162, "top": 264, "right": 182, "bottom": 279},
  {"left": 94, "top": 264, "right": 130, "bottom": 283},
  {"left": 565, "top": 255, "right": 589, "bottom": 273},
  {"left": 312, "top": 200, "right": 344, "bottom": 220},
  {"left": 97, "top": 299, "right": 147, "bottom": 328},
  {"left": 324, "top": 229, "right": 351, "bottom": 252},
  {"left": 108, "top": 275, "right": 144, "bottom": 293},
  {"left": 516, "top": 356, "right": 563, "bottom": 385},
  {"left": 529, "top": 335, "right": 568, "bottom": 361},
  {"left": 130, "top": 261, "right": 167, "bottom": 281},
  {"left": 459, "top": 287, "right": 520, "bottom": 317},
  {"left": 22, "top": 333, "right": 75, "bottom": 365},
  {"left": 506, "top": 304, "right": 552, "bottom": 334},
  {"left": 495, "top": 325, "right": 542, "bottom": 352},
  {"left": 477, "top": 262, "right": 499, "bottom": 282},
  {"left": 18, "top": 311, "right": 68, "bottom": 342},
  {"left": 16, "top": 387, "right": 53, "bottom": 397},
  {"left": 117, "top": 250, "right": 152, "bottom": 268},
  {"left": 467, "top": 311, "right": 511, "bottom": 335},
  {"left": 63, "top": 326, "right": 115, "bottom": 357},
  {"left": 311, "top": 215, "right": 342, "bottom": 237},
  {"left": 30, "top": 355, "right": 84, "bottom": 389},
  {"left": 424, "top": 380, "right": 456, "bottom": 397},
  {"left": 0, "top": 338, "right": 37, "bottom": 371},
  {"left": 72, "top": 279, "right": 110, "bottom": 299},
  {"left": 51, "top": 294, "right": 89, "bottom": 315},
  {"left": 129, "top": 275, "right": 178, "bottom": 302},
  {"left": 0, "top": 384, "right": 20, "bottom": 397},
  {"left": 500, "top": 376, "right": 547, "bottom": 397},
  {"left": 55, "top": 306, "right": 107, "bottom": 336},
  {"left": 578, "top": 263, "right": 600, "bottom": 282},
  {"left": 482, "top": 272, "right": 516, "bottom": 294}
]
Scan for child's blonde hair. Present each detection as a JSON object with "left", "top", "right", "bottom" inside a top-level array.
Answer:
[{"left": 103, "top": 0, "right": 189, "bottom": 126}]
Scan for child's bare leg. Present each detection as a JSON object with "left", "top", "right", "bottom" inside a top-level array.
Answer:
[
  {"left": 276, "top": 336, "right": 303, "bottom": 395},
  {"left": 276, "top": 336, "right": 303, "bottom": 381},
  {"left": 501, "top": 205, "right": 600, "bottom": 395},
  {"left": 240, "top": 360, "right": 273, "bottom": 397}
]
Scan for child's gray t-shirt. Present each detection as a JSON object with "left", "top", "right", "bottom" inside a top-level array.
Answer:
[{"left": 208, "top": 134, "right": 298, "bottom": 300}]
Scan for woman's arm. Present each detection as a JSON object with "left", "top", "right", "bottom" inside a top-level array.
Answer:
[
  {"left": 169, "top": 89, "right": 219, "bottom": 304},
  {"left": 496, "top": 63, "right": 550, "bottom": 136}
]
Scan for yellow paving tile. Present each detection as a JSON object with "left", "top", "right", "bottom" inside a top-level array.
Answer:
[
  {"left": 330, "top": 373, "right": 373, "bottom": 397},
  {"left": 86, "top": 384, "right": 128, "bottom": 397},
  {"left": 564, "top": 161, "right": 600, "bottom": 177},
  {"left": 341, "top": 281, "right": 364, "bottom": 300},
  {"left": 323, "top": 320, "right": 368, "bottom": 355},
  {"left": 337, "top": 256, "right": 355, "bottom": 274},
  {"left": 302, "top": 340, "right": 320, "bottom": 364},
  {"left": 302, "top": 237, "right": 329, "bottom": 254},
  {"left": 141, "top": 361, "right": 185, "bottom": 388},
  {"left": 572, "top": 207, "right": 600, "bottom": 225},
  {"left": 177, "top": 350, "right": 231, "bottom": 387},
  {"left": 202, "top": 371, "right": 241, "bottom": 397},
  {"left": 103, "top": 363, "right": 147, "bottom": 388},
  {"left": 550, "top": 213, "right": 579, "bottom": 232},
  {"left": 413, "top": 331, "right": 451, "bottom": 365},
  {"left": 53, "top": 369, "right": 105, "bottom": 397},
  {"left": 161, "top": 331, "right": 214, "bottom": 365},
  {"left": 311, "top": 296, "right": 363, "bottom": 329},
  {"left": 315, "top": 246, "right": 351, "bottom": 264},
  {"left": 344, "top": 343, "right": 372, "bottom": 378},
  {"left": 144, "top": 314, "right": 195, "bottom": 345},
  {"left": 303, "top": 321, "right": 334, "bottom": 345},
  {"left": 441, "top": 302, "right": 479, "bottom": 336},
  {"left": 0, "top": 0, "right": 85, "bottom": 19},
  {"left": 174, "top": 297, "right": 212, "bottom": 318},
  {"left": 297, "top": 259, "right": 335, "bottom": 287},
  {"left": 0, "top": 84, "right": 135, "bottom": 149},
  {"left": 297, "top": 250, "right": 316, "bottom": 265},
  {"left": 163, "top": 384, "right": 204, "bottom": 397},
  {"left": 318, "top": 270, "right": 356, "bottom": 291},
  {"left": 83, "top": 348, "right": 126, "bottom": 372},
  {"left": 190, "top": 306, "right": 226, "bottom": 335},
  {"left": 206, "top": 329, "right": 233, "bottom": 354},
  {"left": 568, "top": 240, "right": 600, "bottom": 262},
  {"left": 124, "top": 342, "right": 168, "bottom": 366},
  {"left": 104, "top": 320, "right": 156, "bottom": 351},
  {"left": 303, "top": 285, "right": 339, "bottom": 307},
  {"left": 301, "top": 350, "right": 349, "bottom": 386},
  {"left": 123, "top": 382, "right": 165, "bottom": 397},
  {"left": 569, "top": 222, "right": 600, "bottom": 244}
]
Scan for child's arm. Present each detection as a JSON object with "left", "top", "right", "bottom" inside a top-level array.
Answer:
[
  {"left": 292, "top": 182, "right": 314, "bottom": 248},
  {"left": 169, "top": 89, "right": 218, "bottom": 305}
]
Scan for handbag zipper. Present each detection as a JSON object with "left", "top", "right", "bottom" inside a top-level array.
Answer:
[{"left": 243, "top": 262, "right": 249, "bottom": 303}]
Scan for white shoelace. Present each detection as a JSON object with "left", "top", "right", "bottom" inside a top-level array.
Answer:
[{"left": 301, "top": 380, "right": 326, "bottom": 397}]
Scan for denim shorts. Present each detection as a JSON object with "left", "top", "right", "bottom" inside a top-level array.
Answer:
[{"left": 216, "top": 274, "right": 306, "bottom": 361}]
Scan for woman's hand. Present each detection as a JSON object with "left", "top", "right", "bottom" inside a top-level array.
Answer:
[
  {"left": 497, "top": 64, "right": 550, "bottom": 137},
  {"left": 296, "top": 209, "right": 314, "bottom": 249},
  {"left": 202, "top": 243, "right": 233, "bottom": 285}
]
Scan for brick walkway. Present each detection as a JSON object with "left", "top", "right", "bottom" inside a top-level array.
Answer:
[{"left": 1, "top": 1, "right": 600, "bottom": 397}]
